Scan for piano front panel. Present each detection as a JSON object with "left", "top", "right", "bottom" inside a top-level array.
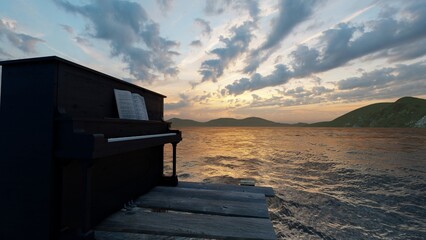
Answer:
[
  {"left": 53, "top": 60, "right": 177, "bottom": 234},
  {"left": 61, "top": 146, "right": 163, "bottom": 229},
  {"left": 0, "top": 60, "right": 61, "bottom": 240}
]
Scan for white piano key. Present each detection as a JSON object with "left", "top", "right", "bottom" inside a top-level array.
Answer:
[{"left": 107, "top": 133, "right": 177, "bottom": 143}]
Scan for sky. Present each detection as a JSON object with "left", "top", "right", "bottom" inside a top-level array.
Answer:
[{"left": 0, "top": 0, "right": 425, "bottom": 123}]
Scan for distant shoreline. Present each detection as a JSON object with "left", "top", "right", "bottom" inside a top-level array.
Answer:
[{"left": 169, "top": 97, "right": 426, "bottom": 128}]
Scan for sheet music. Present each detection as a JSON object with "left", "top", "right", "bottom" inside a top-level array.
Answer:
[
  {"left": 132, "top": 93, "right": 149, "bottom": 120},
  {"left": 114, "top": 89, "right": 137, "bottom": 120}
]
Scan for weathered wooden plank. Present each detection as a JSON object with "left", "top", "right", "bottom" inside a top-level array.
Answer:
[
  {"left": 150, "top": 186, "right": 266, "bottom": 202},
  {"left": 135, "top": 188, "right": 270, "bottom": 218},
  {"left": 178, "top": 181, "right": 275, "bottom": 197},
  {"left": 95, "top": 230, "right": 195, "bottom": 240},
  {"left": 96, "top": 208, "right": 276, "bottom": 240}
]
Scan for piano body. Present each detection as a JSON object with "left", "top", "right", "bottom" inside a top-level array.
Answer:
[{"left": 0, "top": 56, "right": 182, "bottom": 239}]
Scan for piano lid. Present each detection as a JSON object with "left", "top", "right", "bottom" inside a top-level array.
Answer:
[{"left": 0, "top": 56, "right": 166, "bottom": 98}]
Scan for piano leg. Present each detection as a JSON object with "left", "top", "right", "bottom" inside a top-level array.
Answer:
[
  {"left": 172, "top": 142, "right": 177, "bottom": 177},
  {"left": 160, "top": 142, "right": 178, "bottom": 186},
  {"left": 81, "top": 160, "right": 95, "bottom": 240}
]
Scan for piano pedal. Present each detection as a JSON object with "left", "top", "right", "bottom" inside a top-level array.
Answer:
[
  {"left": 129, "top": 199, "right": 136, "bottom": 208},
  {"left": 121, "top": 204, "right": 128, "bottom": 212},
  {"left": 121, "top": 200, "right": 137, "bottom": 213}
]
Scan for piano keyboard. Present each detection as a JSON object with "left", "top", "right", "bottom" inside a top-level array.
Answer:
[{"left": 108, "top": 133, "right": 177, "bottom": 143}]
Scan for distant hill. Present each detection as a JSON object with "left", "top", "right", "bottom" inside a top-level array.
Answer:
[
  {"left": 168, "top": 117, "right": 294, "bottom": 127},
  {"left": 310, "top": 97, "right": 426, "bottom": 128},
  {"left": 168, "top": 97, "right": 426, "bottom": 128},
  {"left": 168, "top": 118, "right": 204, "bottom": 127}
]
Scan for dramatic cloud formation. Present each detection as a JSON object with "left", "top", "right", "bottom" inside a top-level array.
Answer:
[
  {"left": 199, "top": 21, "right": 254, "bottom": 83},
  {"left": 194, "top": 0, "right": 261, "bottom": 84},
  {"left": 53, "top": 0, "right": 179, "bottom": 82},
  {"left": 261, "top": 0, "right": 317, "bottom": 52},
  {"left": 247, "top": 61, "right": 426, "bottom": 109},
  {"left": 244, "top": 0, "right": 319, "bottom": 74},
  {"left": 0, "top": 18, "right": 43, "bottom": 54},
  {"left": 227, "top": 1, "right": 426, "bottom": 95},
  {"left": 194, "top": 18, "right": 212, "bottom": 37},
  {"left": 369, "top": 38, "right": 426, "bottom": 63},
  {"left": 337, "top": 62, "right": 426, "bottom": 90},
  {"left": 225, "top": 64, "right": 292, "bottom": 95}
]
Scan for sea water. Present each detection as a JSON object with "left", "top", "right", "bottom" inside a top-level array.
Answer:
[{"left": 164, "top": 127, "right": 426, "bottom": 239}]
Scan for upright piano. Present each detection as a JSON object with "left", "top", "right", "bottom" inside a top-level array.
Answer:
[{"left": 0, "top": 56, "right": 182, "bottom": 240}]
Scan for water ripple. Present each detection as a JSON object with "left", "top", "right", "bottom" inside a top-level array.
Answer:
[{"left": 166, "top": 127, "right": 426, "bottom": 239}]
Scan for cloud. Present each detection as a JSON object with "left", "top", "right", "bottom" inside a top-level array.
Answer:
[
  {"left": 190, "top": 40, "right": 202, "bottom": 47},
  {"left": 192, "top": 92, "right": 214, "bottom": 104},
  {"left": 246, "top": 60, "right": 426, "bottom": 109},
  {"left": 75, "top": 36, "right": 92, "bottom": 46},
  {"left": 204, "top": 0, "right": 231, "bottom": 15},
  {"left": 290, "top": 7, "right": 426, "bottom": 75},
  {"left": 0, "top": 18, "right": 44, "bottom": 54},
  {"left": 261, "top": 0, "right": 318, "bottom": 51},
  {"left": 244, "top": 0, "right": 319, "bottom": 74},
  {"left": 369, "top": 38, "right": 426, "bottom": 63},
  {"left": 165, "top": 93, "right": 190, "bottom": 110},
  {"left": 156, "top": 0, "right": 173, "bottom": 13},
  {"left": 53, "top": 0, "right": 179, "bottom": 83},
  {"left": 330, "top": 80, "right": 426, "bottom": 103},
  {"left": 330, "top": 62, "right": 426, "bottom": 103},
  {"left": 232, "top": 0, "right": 259, "bottom": 21},
  {"left": 60, "top": 24, "right": 74, "bottom": 34},
  {"left": 225, "top": 64, "right": 293, "bottom": 95},
  {"left": 203, "top": 0, "right": 259, "bottom": 21},
  {"left": 247, "top": 86, "right": 333, "bottom": 108},
  {"left": 337, "top": 62, "right": 426, "bottom": 90},
  {"left": 227, "top": 1, "right": 426, "bottom": 95},
  {"left": 194, "top": 18, "right": 211, "bottom": 37},
  {"left": 198, "top": 21, "right": 254, "bottom": 83}
]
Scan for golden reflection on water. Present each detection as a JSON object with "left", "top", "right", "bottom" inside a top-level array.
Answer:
[
  {"left": 164, "top": 127, "right": 426, "bottom": 192},
  {"left": 164, "top": 127, "right": 268, "bottom": 182},
  {"left": 164, "top": 127, "right": 426, "bottom": 239}
]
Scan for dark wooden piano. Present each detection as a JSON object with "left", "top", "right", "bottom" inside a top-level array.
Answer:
[{"left": 0, "top": 56, "right": 182, "bottom": 240}]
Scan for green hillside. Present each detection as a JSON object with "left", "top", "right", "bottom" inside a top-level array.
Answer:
[{"left": 311, "top": 97, "right": 426, "bottom": 128}]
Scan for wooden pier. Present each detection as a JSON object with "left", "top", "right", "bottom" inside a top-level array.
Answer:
[{"left": 95, "top": 182, "right": 276, "bottom": 240}]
